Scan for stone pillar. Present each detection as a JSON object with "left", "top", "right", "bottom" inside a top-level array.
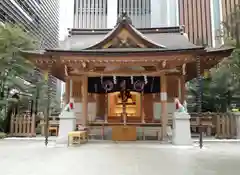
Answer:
[
  {"left": 56, "top": 100, "right": 76, "bottom": 144},
  {"left": 172, "top": 112, "right": 192, "bottom": 145},
  {"left": 82, "top": 75, "right": 88, "bottom": 126},
  {"left": 161, "top": 74, "right": 168, "bottom": 140}
]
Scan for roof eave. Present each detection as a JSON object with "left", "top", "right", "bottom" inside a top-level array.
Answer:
[
  {"left": 45, "top": 47, "right": 205, "bottom": 56},
  {"left": 204, "top": 47, "right": 234, "bottom": 57}
]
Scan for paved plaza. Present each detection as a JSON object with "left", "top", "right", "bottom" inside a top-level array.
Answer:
[{"left": 1, "top": 140, "right": 240, "bottom": 175}]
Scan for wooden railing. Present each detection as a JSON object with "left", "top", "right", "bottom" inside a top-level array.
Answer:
[
  {"left": 10, "top": 113, "right": 36, "bottom": 137},
  {"left": 188, "top": 112, "right": 238, "bottom": 139},
  {"left": 9, "top": 111, "right": 238, "bottom": 139},
  {"left": 90, "top": 112, "right": 240, "bottom": 139},
  {"left": 215, "top": 113, "right": 237, "bottom": 139}
]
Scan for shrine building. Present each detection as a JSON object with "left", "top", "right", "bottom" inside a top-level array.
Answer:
[{"left": 23, "top": 13, "right": 233, "bottom": 141}]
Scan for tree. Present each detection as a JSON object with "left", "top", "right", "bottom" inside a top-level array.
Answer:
[
  {"left": 187, "top": 5, "right": 240, "bottom": 112},
  {"left": 0, "top": 23, "right": 38, "bottom": 131}
]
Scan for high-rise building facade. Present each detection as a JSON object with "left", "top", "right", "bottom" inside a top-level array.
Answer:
[
  {"left": 0, "top": 0, "right": 61, "bottom": 101},
  {"left": 72, "top": 0, "right": 239, "bottom": 47},
  {"left": 179, "top": 0, "right": 213, "bottom": 46},
  {"left": 151, "top": 0, "right": 179, "bottom": 27},
  {"left": 179, "top": 0, "right": 239, "bottom": 47},
  {"left": 73, "top": 0, "right": 175, "bottom": 29},
  {"left": 0, "top": 0, "right": 59, "bottom": 49}
]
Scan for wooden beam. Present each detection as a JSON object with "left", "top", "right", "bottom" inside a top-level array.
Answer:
[
  {"left": 59, "top": 53, "right": 195, "bottom": 62},
  {"left": 81, "top": 75, "right": 88, "bottom": 126},
  {"left": 67, "top": 68, "right": 180, "bottom": 77}
]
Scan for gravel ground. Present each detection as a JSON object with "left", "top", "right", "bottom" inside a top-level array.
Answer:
[{"left": 1, "top": 140, "right": 240, "bottom": 175}]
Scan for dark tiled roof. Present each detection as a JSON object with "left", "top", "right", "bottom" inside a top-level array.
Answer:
[{"left": 58, "top": 28, "right": 199, "bottom": 51}]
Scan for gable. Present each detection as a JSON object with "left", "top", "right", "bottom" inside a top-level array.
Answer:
[
  {"left": 85, "top": 13, "right": 166, "bottom": 50},
  {"left": 103, "top": 28, "right": 146, "bottom": 48}
]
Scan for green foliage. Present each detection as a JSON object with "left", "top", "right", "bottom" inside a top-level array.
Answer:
[
  {"left": 0, "top": 23, "right": 38, "bottom": 128},
  {"left": 0, "top": 132, "right": 6, "bottom": 139},
  {"left": 0, "top": 23, "right": 37, "bottom": 75},
  {"left": 0, "top": 23, "right": 61, "bottom": 132},
  {"left": 187, "top": 6, "right": 240, "bottom": 112}
]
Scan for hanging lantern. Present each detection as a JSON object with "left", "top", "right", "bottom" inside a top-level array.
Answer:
[
  {"left": 134, "top": 80, "right": 144, "bottom": 92},
  {"left": 102, "top": 80, "right": 114, "bottom": 92},
  {"left": 203, "top": 69, "right": 210, "bottom": 78}
]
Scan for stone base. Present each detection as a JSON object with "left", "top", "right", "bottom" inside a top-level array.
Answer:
[
  {"left": 56, "top": 110, "right": 76, "bottom": 144},
  {"left": 172, "top": 112, "right": 192, "bottom": 145}
]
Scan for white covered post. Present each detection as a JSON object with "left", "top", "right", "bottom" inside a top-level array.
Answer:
[
  {"left": 56, "top": 98, "right": 76, "bottom": 144},
  {"left": 172, "top": 112, "right": 192, "bottom": 145}
]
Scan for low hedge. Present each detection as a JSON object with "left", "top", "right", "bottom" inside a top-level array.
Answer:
[{"left": 0, "top": 132, "right": 6, "bottom": 139}]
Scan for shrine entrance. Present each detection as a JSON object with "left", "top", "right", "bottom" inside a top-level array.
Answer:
[
  {"left": 89, "top": 75, "right": 160, "bottom": 125},
  {"left": 108, "top": 91, "right": 141, "bottom": 123}
]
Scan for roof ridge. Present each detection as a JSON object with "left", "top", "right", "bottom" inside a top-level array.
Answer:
[{"left": 69, "top": 26, "right": 183, "bottom": 36}]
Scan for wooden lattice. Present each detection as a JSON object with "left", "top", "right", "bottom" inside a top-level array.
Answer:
[{"left": 10, "top": 112, "right": 36, "bottom": 137}]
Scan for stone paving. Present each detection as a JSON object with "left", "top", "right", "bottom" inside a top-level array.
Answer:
[{"left": 1, "top": 140, "right": 240, "bottom": 175}]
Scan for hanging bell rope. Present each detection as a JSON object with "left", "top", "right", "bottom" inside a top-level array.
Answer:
[
  {"left": 144, "top": 75, "right": 148, "bottom": 84},
  {"left": 113, "top": 75, "right": 117, "bottom": 84},
  {"left": 131, "top": 76, "right": 134, "bottom": 84}
]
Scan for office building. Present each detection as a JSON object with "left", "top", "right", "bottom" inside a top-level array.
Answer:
[
  {"left": 72, "top": 0, "right": 239, "bottom": 48},
  {"left": 0, "top": 0, "right": 61, "bottom": 101},
  {"left": 73, "top": 0, "right": 179, "bottom": 29},
  {"left": 178, "top": 0, "right": 213, "bottom": 46},
  {"left": 179, "top": 0, "right": 239, "bottom": 47},
  {"left": 0, "top": 0, "right": 59, "bottom": 49}
]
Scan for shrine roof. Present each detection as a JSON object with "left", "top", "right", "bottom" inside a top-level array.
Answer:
[
  {"left": 23, "top": 13, "right": 234, "bottom": 57},
  {"left": 53, "top": 27, "right": 200, "bottom": 52},
  {"left": 44, "top": 13, "right": 201, "bottom": 53},
  {"left": 20, "top": 13, "right": 234, "bottom": 82}
]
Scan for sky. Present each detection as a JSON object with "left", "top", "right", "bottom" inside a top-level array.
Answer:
[{"left": 59, "top": 0, "right": 74, "bottom": 41}]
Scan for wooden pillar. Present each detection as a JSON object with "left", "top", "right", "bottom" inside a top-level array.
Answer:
[
  {"left": 69, "top": 79, "right": 73, "bottom": 98},
  {"left": 96, "top": 94, "right": 101, "bottom": 117},
  {"left": 65, "top": 79, "right": 70, "bottom": 104},
  {"left": 178, "top": 75, "right": 186, "bottom": 104},
  {"left": 180, "top": 75, "right": 186, "bottom": 103},
  {"left": 141, "top": 91, "right": 145, "bottom": 123},
  {"left": 160, "top": 74, "right": 168, "bottom": 140},
  {"left": 81, "top": 75, "right": 88, "bottom": 126}
]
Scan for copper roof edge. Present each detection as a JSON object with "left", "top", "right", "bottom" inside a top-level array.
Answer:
[
  {"left": 45, "top": 47, "right": 205, "bottom": 53},
  {"left": 69, "top": 26, "right": 183, "bottom": 36}
]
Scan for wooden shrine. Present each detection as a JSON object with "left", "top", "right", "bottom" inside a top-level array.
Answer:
[{"left": 23, "top": 13, "right": 233, "bottom": 141}]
